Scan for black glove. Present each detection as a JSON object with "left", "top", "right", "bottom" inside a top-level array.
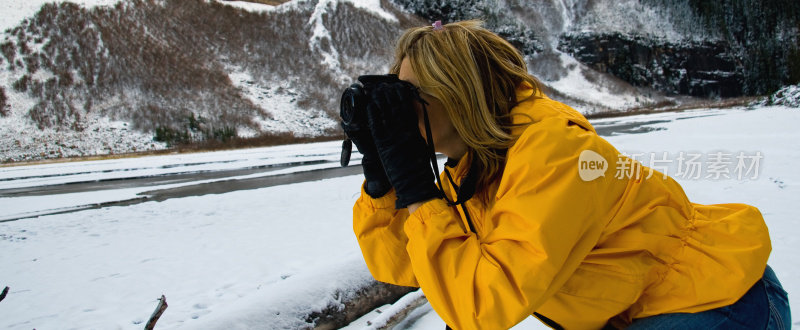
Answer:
[
  {"left": 366, "top": 81, "right": 441, "bottom": 209},
  {"left": 341, "top": 118, "right": 392, "bottom": 198}
]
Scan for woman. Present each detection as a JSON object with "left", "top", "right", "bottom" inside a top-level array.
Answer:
[{"left": 343, "top": 20, "right": 790, "bottom": 329}]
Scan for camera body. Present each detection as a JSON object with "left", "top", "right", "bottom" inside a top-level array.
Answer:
[
  {"left": 339, "top": 74, "right": 403, "bottom": 166},
  {"left": 340, "top": 74, "right": 402, "bottom": 130}
]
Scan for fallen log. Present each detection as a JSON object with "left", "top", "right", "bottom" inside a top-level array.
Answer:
[{"left": 308, "top": 281, "right": 416, "bottom": 330}]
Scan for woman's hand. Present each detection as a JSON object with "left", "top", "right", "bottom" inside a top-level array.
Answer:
[
  {"left": 341, "top": 112, "right": 392, "bottom": 198},
  {"left": 366, "top": 81, "right": 441, "bottom": 209}
]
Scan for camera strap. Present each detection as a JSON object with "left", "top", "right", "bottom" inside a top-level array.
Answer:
[
  {"left": 340, "top": 138, "right": 352, "bottom": 167},
  {"left": 420, "top": 101, "right": 478, "bottom": 234}
]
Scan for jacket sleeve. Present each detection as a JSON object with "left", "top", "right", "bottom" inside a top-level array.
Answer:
[
  {"left": 403, "top": 118, "right": 623, "bottom": 329},
  {"left": 353, "top": 183, "right": 419, "bottom": 287}
]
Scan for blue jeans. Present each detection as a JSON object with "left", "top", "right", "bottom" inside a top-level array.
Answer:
[{"left": 628, "top": 265, "right": 791, "bottom": 329}]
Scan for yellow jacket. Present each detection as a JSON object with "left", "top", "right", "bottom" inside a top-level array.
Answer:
[{"left": 352, "top": 85, "right": 771, "bottom": 329}]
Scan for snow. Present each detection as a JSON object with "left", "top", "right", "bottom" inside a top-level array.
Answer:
[
  {"left": 343, "top": 289, "right": 426, "bottom": 329},
  {"left": 339, "top": 0, "right": 397, "bottom": 23},
  {"left": 0, "top": 112, "right": 170, "bottom": 163},
  {"left": 565, "top": 0, "right": 712, "bottom": 42},
  {"left": 0, "top": 159, "right": 346, "bottom": 222},
  {"left": 0, "top": 174, "right": 368, "bottom": 329},
  {"left": 0, "top": 5, "right": 169, "bottom": 163},
  {"left": 308, "top": 0, "right": 397, "bottom": 80},
  {"left": 215, "top": 0, "right": 397, "bottom": 23},
  {"left": 0, "top": 141, "right": 344, "bottom": 188},
  {"left": 0, "top": 0, "right": 122, "bottom": 32},
  {"left": 540, "top": 51, "right": 649, "bottom": 112},
  {"left": 0, "top": 105, "right": 798, "bottom": 329},
  {"left": 193, "top": 255, "right": 376, "bottom": 329},
  {"left": 210, "top": 0, "right": 281, "bottom": 13},
  {"left": 761, "top": 84, "right": 800, "bottom": 108},
  {"left": 227, "top": 66, "right": 337, "bottom": 137},
  {"left": 303, "top": 0, "right": 399, "bottom": 84},
  {"left": 0, "top": 140, "right": 349, "bottom": 221},
  {"left": 307, "top": 0, "right": 346, "bottom": 81}
]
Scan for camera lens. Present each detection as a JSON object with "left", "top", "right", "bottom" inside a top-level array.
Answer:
[{"left": 340, "top": 83, "right": 363, "bottom": 126}]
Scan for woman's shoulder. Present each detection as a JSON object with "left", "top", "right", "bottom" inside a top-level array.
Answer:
[
  {"left": 504, "top": 95, "right": 625, "bottom": 176},
  {"left": 512, "top": 95, "right": 596, "bottom": 135},
  {"left": 509, "top": 95, "right": 597, "bottom": 147}
]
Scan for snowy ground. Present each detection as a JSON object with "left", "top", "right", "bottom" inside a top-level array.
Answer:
[{"left": 0, "top": 105, "right": 798, "bottom": 329}]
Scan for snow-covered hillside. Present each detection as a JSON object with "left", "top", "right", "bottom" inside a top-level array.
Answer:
[
  {"left": 0, "top": 0, "right": 418, "bottom": 162},
  {"left": 1, "top": 0, "right": 797, "bottom": 163},
  {"left": 0, "top": 0, "right": 673, "bottom": 162}
]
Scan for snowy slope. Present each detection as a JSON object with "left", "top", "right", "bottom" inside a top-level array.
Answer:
[
  {"left": 0, "top": 105, "right": 798, "bottom": 329},
  {"left": 0, "top": 0, "right": 412, "bottom": 162},
  {"left": 0, "top": 0, "right": 170, "bottom": 161},
  {"left": 0, "top": 175, "right": 369, "bottom": 329}
]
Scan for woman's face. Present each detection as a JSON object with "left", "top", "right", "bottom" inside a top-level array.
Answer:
[{"left": 398, "top": 58, "right": 467, "bottom": 160}]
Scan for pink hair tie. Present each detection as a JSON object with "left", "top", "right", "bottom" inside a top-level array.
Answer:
[{"left": 432, "top": 20, "right": 444, "bottom": 31}]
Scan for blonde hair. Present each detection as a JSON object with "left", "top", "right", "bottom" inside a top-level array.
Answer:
[{"left": 390, "top": 19, "right": 541, "bottom": 203}]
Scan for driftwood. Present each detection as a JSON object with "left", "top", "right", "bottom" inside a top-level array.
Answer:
[
  {"left": 309, "top": 282, "right": 417, "bottom": 330},
  {"left": 0, "top": 286, "right": 8, "bottom": 303},
  {"left": 145, "top": 295, "right": 168, "bottom": 330},
  {"left": 376, "top": 293, "right": 428, "bottom": 330}
]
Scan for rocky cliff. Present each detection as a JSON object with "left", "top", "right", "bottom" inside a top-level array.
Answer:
[{"left": 559, "top": 33, "right": 742, "bottom": 97}]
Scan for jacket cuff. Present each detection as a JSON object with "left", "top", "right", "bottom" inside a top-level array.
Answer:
[{"left": 360, "top": 180, "right": 398, "bottom": 210}]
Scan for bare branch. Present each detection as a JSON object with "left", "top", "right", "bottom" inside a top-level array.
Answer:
[
  {"left": 145, "top": 295, "right": 168, "bottom": 330},
  {"left": 0, "top": 286, "right": 9, "bottom": 303}
]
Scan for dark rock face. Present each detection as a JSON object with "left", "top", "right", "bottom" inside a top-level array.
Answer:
[
  {"left": 559, "top": 33, "right": 743, "bottom": 97},
  {"left": 677, "top": 0, "right": 800, "bottom": 95}
]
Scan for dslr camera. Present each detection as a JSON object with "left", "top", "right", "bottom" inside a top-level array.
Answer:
[{"left": 339, "top": 74, "right": 405, "bottom": 166}]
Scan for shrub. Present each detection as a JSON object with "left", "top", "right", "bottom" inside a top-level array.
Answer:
[
  {"left": 154, "top": 126, "right": 190, "bottom": 146},
  {"left": 0, "top": 87, "right": 9, "bottom": 117},
  {"left": 12, "top": 75, "right": 31, "bottom": 93},
  {"left": 24, "top": 52, "right": 40, "bottom": 73},
  {"left": 0, "top": 42, "right": 14, "bottom": 69},
  {"left": 207, "top": 126, "right": 237, "bottom": 143}
]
